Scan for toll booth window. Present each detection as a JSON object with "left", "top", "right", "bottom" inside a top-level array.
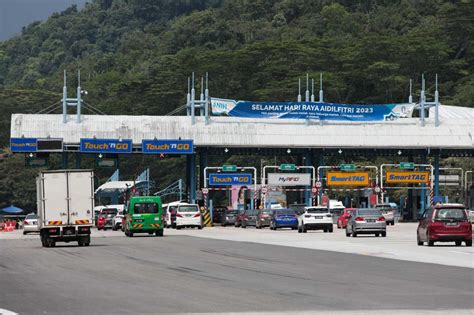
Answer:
[{"left": 134, "top": 203, "right": 158, "bottom": 214}]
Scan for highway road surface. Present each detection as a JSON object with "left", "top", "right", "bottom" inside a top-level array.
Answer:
[{"left": 1, "top": 229, "right": 473, "bottom": 315}]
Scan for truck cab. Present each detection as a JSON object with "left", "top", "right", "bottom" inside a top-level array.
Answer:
[{"left": 124, "top": 196, "right": 164, "bottom": 237}]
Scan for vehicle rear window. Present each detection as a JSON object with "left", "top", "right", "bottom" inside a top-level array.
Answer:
[
  {"left": 134, "top": 203, "right": 158, "bottom": 214},
  {"left": 306, "top": 208, "right": 328, "bottom": 214},
  {"left": 358, "top": 209, "right": 381, "bottom": 216},
  {"left": 435, "top": 208, "right": 467, "bottom": 221},
  {"left": 276, "top": 209, "right": 295, "bottom": 215},
  {"left": 26, "top": 214, "right": 38, "bottom": 220},
  {"left": 178, "top": 206, "right": 199, "bottom": 213},
  {"left": 102, "top": 208, "right": 118, "bottom": 215}
]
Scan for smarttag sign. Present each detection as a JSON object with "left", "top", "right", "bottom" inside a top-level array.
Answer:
[
  {"left": 385, "top": 171, "right": 430, "bottom": 184},
  {"left": 209, "top": 173, "right": 252, "bottom": 186},
  {"left": 10, "top": 138, "right": 37, "bottom": 152},
  {"left": 80, "top": 138, "right": 133, "bottom": 154},
  {"left": 142, "top": 139, "right": 193, "bottom": 154},
  {"left": 326, "top": 172, "right": 370, "bottom": 186},
  {"left": 268, "top": 173, "right": 311, "bottom": 186}
]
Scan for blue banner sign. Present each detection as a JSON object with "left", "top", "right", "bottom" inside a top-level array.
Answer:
[
  {"left": 10, "top": 138, "right": 37, "bottom": 152},
  {"left": 211, "top": 98, "right": 414, "bottom": 121},
  {"left": 209, "top": 173, "right": 253, "bottom": 186},
  {"left": 80, "top": 138, "right": 133, "bottom": 153},
  {"left": 142, "top": 139, "right": 194, "bottom": 154}
]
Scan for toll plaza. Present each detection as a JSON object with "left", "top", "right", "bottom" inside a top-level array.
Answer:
[{"left": 9, "top": 72, "right": 474, "bottom": 219}]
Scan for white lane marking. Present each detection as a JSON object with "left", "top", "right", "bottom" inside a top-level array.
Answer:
[{"left": 0, "top": 308, "right": 18, "bottom": 315}]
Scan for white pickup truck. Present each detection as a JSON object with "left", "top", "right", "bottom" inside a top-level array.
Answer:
[{"left": 37, "top": 170, "right": 94, "bottom": 247}]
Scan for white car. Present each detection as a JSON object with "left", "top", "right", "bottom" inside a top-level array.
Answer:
[
  {"left": 374, "top": 204, "right": 396, "bottom": 225},
  {"left": 298, "top": 206, "right": 333, "bottom": 233},
  {"left": 23, "top": 213, "right": 39, "bottom": 234},
  {"left": 112, "top": 211, "right": 124, "bottom": 231},
  {"left": 163, "top": 201, "right": 188, "bottom": 228},
  {"left": 175, "top": 204, "right": 202, "bottom": 229}
]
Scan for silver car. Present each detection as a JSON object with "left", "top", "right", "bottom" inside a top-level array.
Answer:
[
  {"left": 23, "top": 213, "right": 39, "bottom": 235},
  {"left": 346, "top": 208, "right": 386, "bottom": 237}
]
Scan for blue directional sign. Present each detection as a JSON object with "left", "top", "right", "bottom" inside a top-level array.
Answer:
[
  {"left": 142, "top": 139, "right": 194, "bottom": 154},
  {"left": 80, "top": 138, "right": 133, "bottom": 154},
  {"left": 10, "top": 138, "right": 37, "bottom": 152},
  {"left": 209, "top": 173, "right": 253, "bottom": 186}
]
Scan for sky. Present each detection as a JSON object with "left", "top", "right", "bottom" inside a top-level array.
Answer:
[{"left": 0, "top": 0, "right": 87, "bottom": 41}]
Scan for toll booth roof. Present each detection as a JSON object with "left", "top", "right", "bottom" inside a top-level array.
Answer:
[
  {"left": 95, "top": 181, "right": 139, "bottom": 194},
  {"left": 10, "top": 105, "right": 474, "bottom": 149}
]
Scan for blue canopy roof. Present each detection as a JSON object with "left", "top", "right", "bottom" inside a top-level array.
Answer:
[{"left": 1, "top": 205, "right": 24, "bottom": 214}]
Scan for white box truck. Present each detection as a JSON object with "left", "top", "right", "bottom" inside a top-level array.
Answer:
[{"left": 37, "top": 170, "right": 94, "bottom": 247}]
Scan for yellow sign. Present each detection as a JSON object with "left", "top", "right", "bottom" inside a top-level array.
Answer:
[
  {"left": 326, "top": 172, "right": 369, "bottom": 186},
  {"left": 385, "top": 171, "right": 430, "bottom": 184}
]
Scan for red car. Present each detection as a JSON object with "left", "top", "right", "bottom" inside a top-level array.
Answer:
[
  {"left": 234, "top": 210, "right": 245, "bottom": 228},
  {"left": 337, "top": 208, "right": 356, "bottom": 229},
  {"left": 417, "top": 204, "right": 472, "bottom": 247}
]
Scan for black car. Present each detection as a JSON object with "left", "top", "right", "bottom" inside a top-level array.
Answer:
[
  {"left": 212, "top": 206, "right": 227, "bottom": 224},
  {"left": 221, "top": 209, "right": 239, "bottom": 226}
]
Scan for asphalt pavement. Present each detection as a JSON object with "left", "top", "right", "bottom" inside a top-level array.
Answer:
[{"left": 0, "top": 231, "right": 473, "bottom": 315}]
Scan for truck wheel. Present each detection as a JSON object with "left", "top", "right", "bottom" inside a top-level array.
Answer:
[
  {"left": 78, "top": 239, "right": 84, "bottom": 246},
  {"left": 85, "top": 236, "right": 90, "bottom": 246},
  {"left": 129, "top": 232, "right": 134, "bottom": 237},
  {"left": 156, "top": 229, "right": 164, "bottom": 237},
  {"left": 381, "top": 231, "right": 386, "bottom": 237},
  {"left": 329, "top": 226, "right": 333, "bottom": 233}
]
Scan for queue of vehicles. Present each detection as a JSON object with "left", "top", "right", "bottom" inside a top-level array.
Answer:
[{"left": 23, "top": 169, "right": 473, "bottom": 248}]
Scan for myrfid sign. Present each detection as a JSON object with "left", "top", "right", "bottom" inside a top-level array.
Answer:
[
  {"left": 211, "top": 98, "right": 413, "bottom": 121},
  {"left": 267, "top": 173, "right": 311, "bottom": 186}
]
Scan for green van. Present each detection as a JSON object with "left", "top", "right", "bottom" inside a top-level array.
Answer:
[{"left": 124, "top": 196, "right": 164, "bottom": 237}]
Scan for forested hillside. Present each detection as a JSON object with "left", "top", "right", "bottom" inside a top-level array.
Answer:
[{"left": 0, "top": 0, "right": 473, "bottom": 209}]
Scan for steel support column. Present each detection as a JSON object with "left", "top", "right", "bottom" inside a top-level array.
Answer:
[
  {"left": 304, "top": 150, "right": 312, "bottom": 206},
  {"left": 199, "top": 149, "right": 208, "bottom": 208},
  {"left": 186, "top": 154, "right": 197, "bottom": 203},
  {"left": 434, "top": 153, "right": 440, "bottom": 199},
  {"left": 75, "top": 152, "right": 81, "bottom": 169},
  {"left": 420, "top": 154, "right": 427, "bottom": 216},
  {"left": 318, "top": 152, "right": 324, "bottom": 205},
  {"left": 62, "top": 152, "right": 68, "bottom": 169}
]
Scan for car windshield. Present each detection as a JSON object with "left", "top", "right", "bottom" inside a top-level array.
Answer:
[
  {"left": 246, "top": 210, "right": 257, "bottom": 215},
  {"left": 306, "top": 208, "right": 328, "bottom": 214},
  {"left": 26, "top": 214, "right": 38, "bottom": 220},
  {"left": 435, "top": 208, "right": 467, "bottom": 221},
  {"left": 358, "top": 209, "right": 381, "bottom": 216},
  {"left": 275, "top": 209, "right": 295, "bottom": 215},
  {"left": 178, "top": 206, "right": 199, "bottom": 212},
  {"left": 134, "top": 203, "right": 158, "bottom": 214},
  {"left": 102, "top": 209, "right": 118, "bottom": 215},
  {"left": 226, "top": 210, "right": 239, "bottom": 215}
]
